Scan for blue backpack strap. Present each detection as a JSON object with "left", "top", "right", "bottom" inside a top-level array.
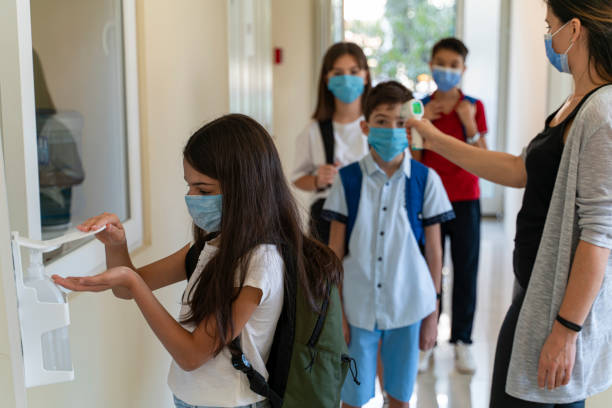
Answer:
[
  {"left": 406, "top": 160, "right": 429, "bottom": 248},
  {"left": 463, "top": 95, "right": 478, "bottom": 104},
  {"left": 421, "top": 95, "right": 432, "bottom": 106},
  {"left": 339, "top": 162, "right": 363, "bottom": 253}
]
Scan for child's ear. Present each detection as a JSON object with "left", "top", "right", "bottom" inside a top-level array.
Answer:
[{"left": 360, "top": 120, "right": 369, "bottom": 136}]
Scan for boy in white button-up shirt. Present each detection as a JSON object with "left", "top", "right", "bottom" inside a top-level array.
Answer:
[{"left": 323, "top": 81, "right": 454, "bottom": 408}]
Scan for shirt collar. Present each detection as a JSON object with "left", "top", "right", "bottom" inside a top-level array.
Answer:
[{"left": 362, "top": 151, "right": 412, "bottom": 179}]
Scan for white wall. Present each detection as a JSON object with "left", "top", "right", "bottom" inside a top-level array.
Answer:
[
  {"left": 502, "top": 0, "right": 550, "bottom": 236},
  {"left": 271, "top": 0, "right": 316, "bottom": 214},
  {"left": 462, "top": 0, "right": 503, "bottom": 215}
]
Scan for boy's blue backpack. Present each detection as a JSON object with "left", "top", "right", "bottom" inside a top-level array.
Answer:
[{"left": 338, "top": 160, "right": 430, "bottom": 252}]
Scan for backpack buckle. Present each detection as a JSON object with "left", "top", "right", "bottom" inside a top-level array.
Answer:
[{"left": 231, "top": 353, "right": 252, "bottom": 373}]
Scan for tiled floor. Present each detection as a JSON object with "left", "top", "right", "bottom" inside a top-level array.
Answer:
[{"left": 364, "top": 220, "right": 515, "bottom": 408}]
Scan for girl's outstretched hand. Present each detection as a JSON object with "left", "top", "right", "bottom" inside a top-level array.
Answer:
[
  {"left": 405, "top": 117, "right": 443, "bottom": 151},
  {"left": 77, "top": 212, "right": 126, "bottom": 247},
  {"left": 52, "top": 266, "right": 138, "bottom": 293}
]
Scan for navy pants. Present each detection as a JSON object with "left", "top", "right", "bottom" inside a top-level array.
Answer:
[
  {"left": 489, "top": 287, "right": 585, "bottom": 407},
  {"left": 440, "top": 199, "right": 481, "bottom": 344}
]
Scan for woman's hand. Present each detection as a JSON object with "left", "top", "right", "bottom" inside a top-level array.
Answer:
[
  {"left": 78, "top": 212, "right": 126, "bottom": 247},
  {"left": 537, "top": 322, "right": 578, "bottom": 390},
  {"left": 419, "top": 310, "right": 439, "bottom": 351},
  {"left": 52, "top": 266, "right": 140, "bottom": 294},
  {"left": 405, "top": 117, "right": 445, "bottom": 151}
]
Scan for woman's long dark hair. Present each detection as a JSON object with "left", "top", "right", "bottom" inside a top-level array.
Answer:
[
  {"left": 181, "top": 114, "right": 342, "bottom": 354},
  {"left": 547, "top": 0, "right": 612, "bottom": 82},
  {"left": 312, "top": 42, "right": 372, "bottom": 121}
]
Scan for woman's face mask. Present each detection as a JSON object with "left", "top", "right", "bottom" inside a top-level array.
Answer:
[
  {"left": 545, "top": 21, "right": 574, "bottom": 74},
  {"left": 185, "top": 194, "right": 222, "bottom": 232},
  {"left": 367, "top": 127, "right": 409, "bottom": 162}
]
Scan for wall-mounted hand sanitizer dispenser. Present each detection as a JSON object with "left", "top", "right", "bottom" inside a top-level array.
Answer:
[{"left": 10, "top": 227, "right": 104, "bottom": 388}]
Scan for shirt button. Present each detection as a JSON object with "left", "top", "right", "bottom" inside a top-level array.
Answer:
[
  {"left": 385, "top": 182, "right": 389, "bottom": 187},
  {"left": 383, "top": 207, "right": 387, "bottom": 211},
  {"left": 378, "top": 257, "right": 382, "bottom": 262},
  {"left": 377, "top": 283, "right": 382, "bottom": 288},
  {"left": 380, "top": 231, "right": 385, "bottom": 236}
]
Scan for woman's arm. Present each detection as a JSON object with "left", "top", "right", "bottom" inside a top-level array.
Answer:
[
  {"left": 420, "top": 224, "right": 442, "bottom": 351},
  {"left": 52, "top": 268, "right": 262, "bottom": 372},
  {"left": 537, "top": 240, "right": 609, "bottom": 390},
  {"left": 406, "top": 118, "right": 527, "bottom": 188}
]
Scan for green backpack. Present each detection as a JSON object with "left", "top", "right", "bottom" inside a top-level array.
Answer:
[
  {"left": 229, "top": 246, "right": 358, "bottom": 408},
  {"left": 185, "top": 237, "right": 358, "bottom": 407}
]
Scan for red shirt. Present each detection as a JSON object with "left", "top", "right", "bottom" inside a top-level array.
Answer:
[{"left": 421, "top": 91, "right": 488, "bottom": 202}]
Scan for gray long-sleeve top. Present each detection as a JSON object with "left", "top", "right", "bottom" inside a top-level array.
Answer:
[{"left": 507, "top": 85, "right": 612, "bottom": 403}]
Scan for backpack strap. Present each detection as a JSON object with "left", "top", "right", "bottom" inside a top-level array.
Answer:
[
  {"left": 318, "top": 119, "right": 335, "bottom": 165},
  {"left": 184, "top": 232, "right": 220, "bottom": 281},
  {"left": 406, "top": 160, "right": 429, "bottom": 248},
  {"left": 229, "top": 337, "right": 283, "bottom": 408},
  {"left": 339, "top": 162, "right": 363, "bottom": 253}
]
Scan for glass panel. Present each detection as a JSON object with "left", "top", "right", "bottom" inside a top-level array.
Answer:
[
  {"left": 344, "top": 0, "right": 456, "bottom": 97},
  {"left": 30, "top": 0, "right": 129, "bottom": 262}
]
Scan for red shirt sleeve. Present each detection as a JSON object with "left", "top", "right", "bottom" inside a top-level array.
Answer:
[{"left": 475, "top": 100, "right": 488, "bottom": 135}]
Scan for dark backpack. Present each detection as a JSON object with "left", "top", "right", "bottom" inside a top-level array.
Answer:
[{"left": 184, "top": 240, "right": 357, "bottom": 408}]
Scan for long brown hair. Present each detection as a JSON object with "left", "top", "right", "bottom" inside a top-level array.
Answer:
[
  {"left": 181, "top": 114, "right": 342, "bottom": 354},
  {"left": 312, "top": 42, "right": 372, "bottom": 121},
  {"left": 547, "top": 0, "right": 612, "bottom": 82}
]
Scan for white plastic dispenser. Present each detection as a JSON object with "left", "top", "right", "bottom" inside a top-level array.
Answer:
[{"left": 10, "top": 227, "right": 104, "bottom": 387}]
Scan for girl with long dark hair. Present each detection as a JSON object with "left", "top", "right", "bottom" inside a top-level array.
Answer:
[
  {"left": 53, "top": 114, "right": 342, "bottom": 408},
  {"left": 292, "top": 42, "right": 372, "bottom": 244}
]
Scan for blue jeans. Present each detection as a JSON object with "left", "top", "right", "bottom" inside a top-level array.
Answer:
[{"left": 173, "top": 395, "right": 271, "bottom": 408}]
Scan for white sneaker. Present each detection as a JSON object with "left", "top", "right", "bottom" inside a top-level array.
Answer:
[
  {"left": 455, "top": 341, "right": 476, "bottom": 374},
  {"left": 418, "top": 348, "right": 434, "bottom": 373}
]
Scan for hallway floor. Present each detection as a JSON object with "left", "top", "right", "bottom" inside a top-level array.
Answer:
[{"left": 365, "top": 220, "right": 515, "bottom": 408}]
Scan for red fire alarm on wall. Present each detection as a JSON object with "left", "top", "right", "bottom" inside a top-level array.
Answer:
[{"left": 274, "top": 48, "right": 283, "bottom": 65}]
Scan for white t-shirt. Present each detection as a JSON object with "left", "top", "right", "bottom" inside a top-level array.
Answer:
[
  {"left": 291, "top": 118, "right": 369, "bottom": 204},
  {"left": 167, "top": 243, "right": 285, "bottom": 407}
]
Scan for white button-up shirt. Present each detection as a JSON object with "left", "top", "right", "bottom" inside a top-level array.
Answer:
[{"left": 323, "top": 153, "right": 454, "bottom": 331}]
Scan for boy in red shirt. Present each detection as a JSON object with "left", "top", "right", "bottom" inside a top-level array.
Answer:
[{"left": 414, "top": 37, "right": 488, "bottom": 375}]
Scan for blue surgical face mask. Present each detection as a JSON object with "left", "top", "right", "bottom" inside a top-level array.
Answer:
[
  {"left": 368, "top": 127, "right": 409, "bottom": 162},
  {"left": 185, "top": 194, "right": 222, "bottom": 232},
  {"left": 545, "top": 21, "right": 574, "bottom": 74},
  {"left": 432, "top": 66, "right": 463, "bottom": 92},
  {"left": 327, "top": 75, "right": 365, "bottom": 104}
]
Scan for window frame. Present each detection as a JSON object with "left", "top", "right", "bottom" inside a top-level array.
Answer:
[{"left": 1, "top": 0, "right": 143, "bottom": 281}]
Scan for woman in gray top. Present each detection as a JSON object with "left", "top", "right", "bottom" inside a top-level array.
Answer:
[{"left": 407, "top": 1, "right": 612, "bottom": 406}]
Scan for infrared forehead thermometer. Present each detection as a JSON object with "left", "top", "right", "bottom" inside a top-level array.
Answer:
[{"left": 401, "top": 99, "right": 425, "bottom": 150}]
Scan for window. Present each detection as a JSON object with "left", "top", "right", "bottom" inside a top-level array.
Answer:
[
  {"left": 344, "top": 0, "right": 457, "bottom": 96},
  {"left": 1, "top": 0, "right": 142, "bottom": 276}
]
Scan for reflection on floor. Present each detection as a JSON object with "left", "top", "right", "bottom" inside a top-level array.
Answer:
[{"left": 364, "top": 220, "right": 515, "bottom": 408}]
